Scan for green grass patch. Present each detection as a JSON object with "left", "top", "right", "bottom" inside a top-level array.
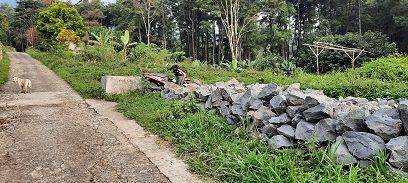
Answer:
[
  {"left": 0, "top": 54, "right": 10, "bottom": 86},
  {"left": 27, "top": 49, "right": 408, "bottom": 182}
]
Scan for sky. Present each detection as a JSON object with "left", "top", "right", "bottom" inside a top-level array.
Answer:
[{"left": 1, "top": 0, "right": 116, "bottom": 7}]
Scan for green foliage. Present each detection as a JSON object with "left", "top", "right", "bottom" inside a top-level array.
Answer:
[
  {"left": 298, "top": 31, "right": 397, "bottom": 72},
  {"left": 56, "top": 29, "right": 80, "bottom": 46},
  {"left": 0, "top": 47, "right": 9, "bottom": 86},
  {"left": 355, "top": 56, "right": 408, "bottom": 83},
  {"left": 36, "top": 2, "right": 85, "bottom": 47},
  {"left": 128, "top": 43, "right": 172, "bottom": 67},
  {"left": 251, "top": 53, "right": 285, "bottom": 71},
  {"left": 80, "top": 45, "right": 118, "bottom": 63},
  {"left": 90, "top": 28, "right": 115, "bottom": 46},
  {"left": 28, "top": 49, "right": 408, "bottom": 182}
]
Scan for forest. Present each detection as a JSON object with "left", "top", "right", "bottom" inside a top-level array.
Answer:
[{"left": 0, "top": 0, "right": 406, "bottom": 73}]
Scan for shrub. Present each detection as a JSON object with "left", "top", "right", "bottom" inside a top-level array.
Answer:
[
  {"left": 297, "top": 31, "right": 397, "bottom": 73},
  {"left": 250, "top": 53, "right": 285, "bottom": 71},
  {"left": 128, "top": 43, "right": 172, "bottom": 71},
  {"left": 36, "top": 2, "right": 85, "bottom": 47},
  {"left": 80, "top": 45, "right": 118, "bottom": 63},
  {"left": 56, "top": 29, "right": 80, "bottom": 46},
  {"left": 355, "top": 56, "right": 408, "bottom": 82}
]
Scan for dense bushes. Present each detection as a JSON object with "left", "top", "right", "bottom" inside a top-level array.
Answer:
[
  {"left": 80, "top": 45, "right": 118, "bottom": 63},
  {"left": 355, "top": 56, "right": 408, "bottom": 83},
  {"left": 36, "top": 3, "right": 85, "bottom": 49},
  {"left": 297, "top": 31, "right": 397, "bottom": 73}
]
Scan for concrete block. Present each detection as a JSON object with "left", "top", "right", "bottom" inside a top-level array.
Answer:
[{"left": 101, "top": 76, "right": 143, "bottom": 94}]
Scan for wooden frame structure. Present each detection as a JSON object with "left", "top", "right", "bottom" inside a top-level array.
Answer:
[{"left": 303, "top": 42, "right": 366, "bottom": 74}]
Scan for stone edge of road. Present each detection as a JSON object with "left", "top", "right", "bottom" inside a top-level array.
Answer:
[{"left": 85, "top": 99, "right": 205, "bottom": 183}]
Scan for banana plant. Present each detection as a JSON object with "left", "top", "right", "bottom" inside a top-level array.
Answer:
[
  {"left": 120, "top": 30, "right": 137, "bottom": 62},
  {"left": 89, "top": 30, "right": 115, "bottom": 46}
]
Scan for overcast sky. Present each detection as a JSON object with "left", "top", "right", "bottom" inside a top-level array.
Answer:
[{"left": 1, "top": 0, "right": 117, "bottom": 7}]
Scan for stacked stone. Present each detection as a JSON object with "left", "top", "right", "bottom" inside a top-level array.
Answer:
[{"left": 160, "top": 79, "right": 408, "bottom": 172}]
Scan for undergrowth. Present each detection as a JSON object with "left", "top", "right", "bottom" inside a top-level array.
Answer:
[
  {"left": 27, "top": 48, "right": 408, "bottom": 182},
  {"left": 0, "top": 52, "right": 10, "bottom": 86}
]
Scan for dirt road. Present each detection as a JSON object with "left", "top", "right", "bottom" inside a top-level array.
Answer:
[{"left": 0, "top": 52, "right": 171, "bottom": 182}]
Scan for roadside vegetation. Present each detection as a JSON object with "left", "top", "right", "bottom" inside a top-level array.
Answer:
[
  {"left": 28, "top": 47, "right": 408, "bottom": 182},
  {"left": 0, "top": 43, "right": 14, "bottom": 86},
  {"left": 2, "top": 0, "right": 407, "bottom": 182}
]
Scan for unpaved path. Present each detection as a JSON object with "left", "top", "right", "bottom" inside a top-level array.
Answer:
[{"left": 0, "top": 52, "right": 171, "bottom": 182}]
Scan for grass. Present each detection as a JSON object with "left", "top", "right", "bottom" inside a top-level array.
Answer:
[
  {"left": 27, "top": 48, "right": 408, "bottom": 182},
  {"left": 0, "top": 53, "right": 10, "bottom": 86}
]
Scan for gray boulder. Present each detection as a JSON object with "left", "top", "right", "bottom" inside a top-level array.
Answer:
[
  {"left": 303, "top": 103, "right": 334, "bottom": 122},
  {"left": 291, "top": 114, "right": 305, "bottom": 127},
  {"left": 386, "top": 136, "right": 408, "bottom": 172},
  {"left": 286, "top": 90, "right": 306, "bottom": 106},
  {"left": 204, "top": 95, "right": 213, "bottom": 109},
  {"left": 230, "top": 104, "right": 245, "bottom": 116},
  {"left": 218, "top": 102, "right": 230, "bottom": 116},
  {"left": 365, "top": 114, "right": 402, "bottom": 140},
  {"left": 373, "top": 107, "right": 400, "bottom": 119},
  {"left": 194, "top": 85, "right": 212, "bottom": 100},
  {"left": 335, "top": 107, "right": 368, "bottom": 133},
  {"left": 249, "top": 99, "right": 263, "bottom": 110},
  {"left": 277, "top": 125, "right": 295, "bottom": 139},
  {"left": 261, "top": 124, "right": 279, "bottom": 137},
  {"left": 295, "top": 121, "right": 316, "bottom": 141},
  {"left": 343, "top": 131, "right": 385, "bottom": 159},
  {"left": 314, "top": 118, "right": 338, "bottom": 142},
  {"left": 269, "top": 95, "right": 287, "bottom": 113},
  {"left": 252, "top": 106, "right": 276, "bottom": 126},
  {"left": 268, "top": 135, "right": 293, "bottom": 149},
  {"left": 398, "top": 100, "right": 408, "bottom": 133},
  {"left": 286, "top": 106, "right": 302, "bottom": 118},
  {"left": 331, "top": 136, "right": 358, "bottom": 165},
  {"left": 304, "top": 94, "right": 335, "bottom": 108},
  {"left": 268, "top": 113, "right": 291, "bottom": 125},
  {"left": 258, "top": 83, "right": 280, "bottom": 101}
]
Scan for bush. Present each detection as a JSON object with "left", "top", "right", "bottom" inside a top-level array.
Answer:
[
  {"left": 36, "top": 2, "right": 85, "bottom": 48},
  {"left": 80, "top": 45, "right": 118, "bottom": 63},
  {"left": 250, "top": 53, "right": 285, "bottom": 71},
  {"left": 355, "top": 56, "right": 408, "bottom": 82},
  {"left": 297, "top": 31, "right": 397, "bottom": 73},
  {"left": 128, "top": 43, "right": 172, "bottom": 72}
]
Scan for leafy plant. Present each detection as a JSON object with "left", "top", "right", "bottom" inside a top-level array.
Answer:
[
  {"left": 120, "top": 30, "right": 137, "bottom": 62},
  {"left": 36, "top": 3, "right": 85, "bottom": 47},
  {"left": 89, "top": 29, "right": 116, "bottom": 46}
]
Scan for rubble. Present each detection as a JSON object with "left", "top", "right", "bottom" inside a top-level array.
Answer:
[{"left": 158, "top": 78, "right": 408, "bottom": 172}]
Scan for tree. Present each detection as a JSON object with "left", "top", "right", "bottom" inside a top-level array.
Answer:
[
  {"left": 9, "top": 0, "right": 43, "bottom": 51},
  {"left": 133, "top": 0, "right": 161, "bottom": 45},
  {"left": 36, "top": 2, "right": 85, "bottom": 45},
  {"left": 25, "top": 26, "right": 39, "bottom": 47},
  {"left": 216, "top": 0, "right": 258, "bottom": 62},
  {"left": 76, "top": 0, "right": 105, "bottom": 26}
]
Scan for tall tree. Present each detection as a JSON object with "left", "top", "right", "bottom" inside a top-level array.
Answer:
[{"left": 133, "top": 0, "right": 161, "bottom": 45}]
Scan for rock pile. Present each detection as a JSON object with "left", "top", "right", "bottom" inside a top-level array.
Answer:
[{"left": 160, "top": 79, "right": 408, "bottom": 172}]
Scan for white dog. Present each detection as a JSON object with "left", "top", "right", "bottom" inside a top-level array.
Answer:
[{"left": 12, "top": 77, "right": 32, "bottom": 93}]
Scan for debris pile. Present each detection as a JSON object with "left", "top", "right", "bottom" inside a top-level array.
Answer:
[{"left": 161, "top": 79, "right": 408, "bottom": 171}]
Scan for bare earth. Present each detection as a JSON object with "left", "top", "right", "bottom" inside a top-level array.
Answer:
[{"left": 0, "top": 52, "right": 171, "bottom": 182}]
